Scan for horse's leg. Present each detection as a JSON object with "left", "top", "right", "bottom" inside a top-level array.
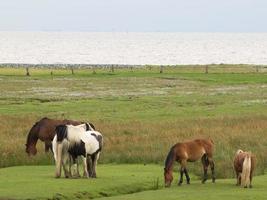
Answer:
[
  {"left": 62, "top": 152, "right": 71, "bottom": 178},
  {"left": 77, "top": 157, "right": 81, "bottom": 177},
  {"left": 235, "top": 171, "right": 240, "bottom": 186},
  {"left": 178, "top": 160, "right": 186, "bottom": 186},
  {"left": 91, "top": 153, "right": 97, "bottom": 178},
  {"left": 55, "top": 143, "right": 63, "bottom": 178},
  {"left": 72, "top": 156, "right": 80, "bottom": 178},
  {"left": 82, "top": 156, "right": 89, "bottom": 178},
  {"left": 86, "top": 155, "right": 93, "bottom": 177},
  {"left": 184, "top": 168, "right": 190, "bottom": 184},
  {"left": 45, "top": 141, "right": 51, "bottom": 153},
  {"left": 201, "top": 155, "right": 209, "bottom": 183},
  {"left": 94, "top": 153, "right": 100, "bottom": 176},
  {"left": 208, "top": 157, "right": 216, "bottom": 183},
  {"left": 68, "top": 154, "right": 72, "bottom": 177}
]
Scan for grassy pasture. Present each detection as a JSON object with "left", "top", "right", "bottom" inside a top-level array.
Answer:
[{"left": 0, "top": 65, "right": 266, "bottom": 179}]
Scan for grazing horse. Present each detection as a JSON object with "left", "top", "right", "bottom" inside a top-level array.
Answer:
[
  {"left": 53, "top": 124, "right": 102, "bottom": 178},
  {"left": 234, "top": 150, "right": 256, "bottom": 188},
  {"left": 25, "top": 117, "right": 95, "bottom": 156},
  {"left": 164, "top": 139, "right": 215, "bottom": 187}
]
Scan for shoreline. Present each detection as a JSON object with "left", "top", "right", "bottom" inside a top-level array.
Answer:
[{"left": 0, "top": 63, "right": 267, "bottom": 68}]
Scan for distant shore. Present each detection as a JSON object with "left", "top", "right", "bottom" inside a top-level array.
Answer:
[{"left": 0, "top": 63, "right": 267, "bottom": 69}]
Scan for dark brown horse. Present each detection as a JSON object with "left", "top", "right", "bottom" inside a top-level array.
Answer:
[
  {"left": 164, "top": 138, "right": 215, "bottom": 187},
  {"left": 25, "top": 117, "right": 95, "bottom": 156},
  {"left": 234, "top": 150, "right": 256, "bottom": 188}
]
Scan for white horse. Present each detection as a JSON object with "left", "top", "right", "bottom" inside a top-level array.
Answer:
[{"left": 53, "top": 123, "right": 102, "bottom": 178}]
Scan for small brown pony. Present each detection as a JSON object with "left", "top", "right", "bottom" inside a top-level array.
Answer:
[
  {"left": 234, "top": 150, "right": 256, "bottom": 188},
  {"left": 25, "top": 117, "right": 94, "bottom": 156},
  {"left": 164, "top": 138, "right": 215, "bottom": 187}
]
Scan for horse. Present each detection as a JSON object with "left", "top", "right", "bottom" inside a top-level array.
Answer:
[
  {"left": 53, "top": 124, "right": 102, "bottom": 178},
  {"left": 25, "top": 117, "right": 95, "bottom": 156},
  {"left": 233, "top": 149, "right": 256, "bottom": 188},
  {"left": 164, "top": 138, "right": 215, "bottom": 187}
]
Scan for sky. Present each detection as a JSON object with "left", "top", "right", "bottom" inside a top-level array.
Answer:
[{"left": 0, "top": 0, "right": 266, "bottom": 32}]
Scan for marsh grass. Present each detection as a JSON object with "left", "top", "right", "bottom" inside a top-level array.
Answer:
[{"left": 0, "top": 66, "right": 266, "bottom": 178}]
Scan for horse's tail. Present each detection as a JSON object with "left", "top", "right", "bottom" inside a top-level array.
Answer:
[
  {"left": 54, "top": 125, "right": 67, "bottom": 178},
  {"left": 97, "top": 135, "right": 103, "bottom": 151},
  {"left": 241, "top": 153, "right": 251, "bottom": 187},
  {"left": 55, "top": 125, "right": 68, "bottom": 142},
  {"left": 52, "top": 135, "right": 57, "bottom": 162}
]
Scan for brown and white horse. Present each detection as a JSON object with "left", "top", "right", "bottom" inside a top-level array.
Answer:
[
  {"left": 164, "top": 138, "right": 215, "bottom": 187},
  {"left": 25, "top": 117, "right": 95, "bottom": 156},
  {"left": 234, "top": 150, "right": 256, "bottom": 188},
  {"left": 53, "top": 124, "right": 103, "bottom": 178}
]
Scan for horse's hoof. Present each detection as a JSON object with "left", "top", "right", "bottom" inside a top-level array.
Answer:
[
  {"left": 90, "top": 173, "right": 97, "bottom": 178},
  {"left": 83, "top": 172, "right": 89, "bottom": 178},
  {"left": 83, "top": 174, "right": 90, "bottom": 178},
  {"left": 249, "top": 185, "right": 253, "bottom": 188},
  {"left": 65, "top": 173, "right": 72, "bottom": 178},
  {"left": 187, "top": 182, "right": 190, "bottom": 185},
  {"left": 55, "top": 173, "right": 61, "bottom": 178},
  {"left": 178, "top": 182, "right": 182, "bottom": 186}
]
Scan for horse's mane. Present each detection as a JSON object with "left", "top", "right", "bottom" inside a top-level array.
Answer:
[
  {"left": 26, "top": 120, "right": 41, "bottom": 146},
  {"left": 89, "top": 123, "right": 95, "bottom": 130},
  {"left": 165, "top": 146, "right": 175, "bottom": 171}
]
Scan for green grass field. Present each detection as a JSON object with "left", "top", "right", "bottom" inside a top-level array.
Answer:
[
  {"left": 0, "top": 164, "right": 266, "bottom": 200},
  {"left": 0, "top": 65, "right": 266, "bottom": 199}
]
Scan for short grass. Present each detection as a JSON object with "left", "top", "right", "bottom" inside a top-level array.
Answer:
[
  {"left": 0, "top": 164, "right": 266, "bottom": 200},
  {"left": 0, "top": 164, "right": 162, "bottom": 200},
  {"left": 101, "top": 174, "right": 267, "bottom": 200}
]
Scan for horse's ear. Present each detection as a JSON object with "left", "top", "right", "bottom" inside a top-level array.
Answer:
[
  {"left": 85, "top": 123, "right": 90, "bottom": 131},
  {"left": 89, "top": 123, "right": 95, "bottom": 130}
]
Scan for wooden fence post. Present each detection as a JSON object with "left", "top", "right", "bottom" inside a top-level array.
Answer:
[
  {"left": 160, "top": 65, "right": 163, "bottom": 73},
  {"left": 26, "top": 67, "right": 30, "bottom": 76},
  {"left": 50, "top": 71, "right": 53, "bottom": 79},
  {"left": 205, "top": 65, "right": 209, "bottom": 74},
  {"left": 256, "top": 65, "right": 259, "bottom": 73}
]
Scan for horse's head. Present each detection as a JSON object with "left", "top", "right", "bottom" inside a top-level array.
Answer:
[
  {"left": 25, "top": 143, "right": 37, "bottom": 156},
  {"left": 164, "top": 167, "right": 173, "bottom": 187}
]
